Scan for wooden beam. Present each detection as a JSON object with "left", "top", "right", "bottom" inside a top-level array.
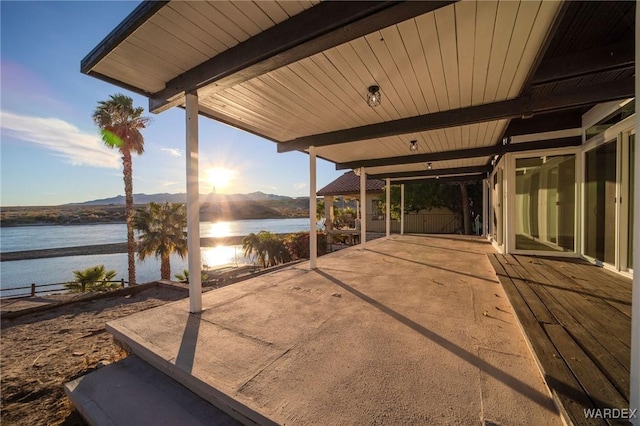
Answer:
[
  {"left": 503, "top": 109, "right": 584, "bottom": 138},
  {"left": 531, "top": 40, "right": 635, "bottom": 86},
  {"left": 369, "top": 165, "right": 492, "bottom": 180},
  {"left": 149, "top": 1, "right": 456, "bottom": 113},
  {"left": 392, "top": 174, "right": 486, "bottom": 185},
  {"left": 336, "top": 137, "right": 582, "bottom": 170},
  {"left": 278, "top": 78, "right": 633, "bottom": 153}
]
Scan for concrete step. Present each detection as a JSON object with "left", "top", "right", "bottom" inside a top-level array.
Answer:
[{"left": 64, "top": 355, "right": 240, "bottom": 426}]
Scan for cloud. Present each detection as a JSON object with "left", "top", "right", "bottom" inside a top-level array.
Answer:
[
  {"left": 160, "top": 147, "right": 182, "bottom": 157},
  {"left": 0, "top": 110, "right": 120, "bottom": 168},
  {"left": 294, "top": 182, "right": 307, "bottom": 190},
  {"left": 162, "top": 180, "right": 180, "bottom": 187}
]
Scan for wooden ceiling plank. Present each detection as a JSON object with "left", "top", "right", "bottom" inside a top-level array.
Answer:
[
  {"left": 267, "top": 67, "right": 358, "bottom": 131},
  {"left": 159, "top": 5, "right": 225, "bottom": 54},
  {"left": 253, "top": 2, "right": 289, "bottom": 24},
  {"left": 151, "top": 11, "right": 219, "bottom": 59},
  {"left": 494, "top": 1, "right": 541, "bottom": 101},
  {"left": 484, "top": 1, "right": 520, "bottom": 103},
  {"left": 237, "top": 2, "right": 277, "bottom": 31},
  {"left": 507, "top": 0, "right": 562, "bottom": 98},
  {"left": 108, "top": 48, "right": 177, "bottom": 83},
  {"left": 471, "top": 1, "right": 498, "bottom": 106},
  {"left": 338, "top": 39, "right": 404, "bottom": 122},
  {"left": 211, "top": 2, "right": 262, "bottom": 36},
  {"left": 133, "top": 23, "right": 208, "bottom": 67},
  {"left": 397, "top": 19, "right": 439, "bottom": 114},
  {"left": 435, "top": 5, "right": 461, "bottom": 110},
  {"left": 93, "top": 60, "right": 161, "bottom": 93},
  {"left": 416, "top": 12, "right": 449, "bottom": 111},
  {"left": 194, "top": 2, "right": 250, "bottom": 43},
  {"left": 364, "top": 31, "right": 419, "bottom": 118},
  {"left": 169, "top": 2, "right": 237, "bottom": 51},
  {"left": 380, "top": 24, "right": 429, "bottom": 115},
  {"left": 456, "top": 1, "right": 477, "bottom": 109},
  {"left": 150, "top": 1, "right": 457, "bottom": 112},
  {"left": 288, "top": 61, "right": 364, "bottom": 128},
  {"left": 279, "top": 1, "right": 307, "bottom": 17},
  {"left": 337, "top": 136, "right": 582, "bottom": 170}
]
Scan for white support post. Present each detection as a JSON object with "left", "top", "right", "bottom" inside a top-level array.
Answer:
[
  {"left": 386, "top": 178, "right": 391, "bottom": 238},
  {"left": 400, "top": 184, "right": 405, "bottom": 235},
  {"left": 630, "top": 8, "right": 639, "bottom": 423},
  {"left": 309, "top": 146, "right": 317, "bottom": 269},
  {"left": 185, "top": 92, "right": 202, "bottom": 313},
  {"left": 360, "top": 168, "right": 367, "bottom": 249},
  {"left": 483, "top": 179, "right": 489, "bottom": 237}
]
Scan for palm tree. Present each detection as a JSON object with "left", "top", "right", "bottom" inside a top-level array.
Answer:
[
  {"left": 65, "top": 265, "right": 118, "bottom": 293},
  {"left": 93, "top": 94, "right": 150, "bottom": 286},
  {"left": 134, "top": 202, "right": 187, "bottom": 280},
  {"left": 242, "top": 231, "right": 290, "bottom": 268}
]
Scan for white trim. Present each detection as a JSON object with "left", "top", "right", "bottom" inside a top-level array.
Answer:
[
  {"left": 400, "top": 184, "right": 405, "bottom": 235},
  {"left": 511, "top": 128, "right": 582, "bottom": 144},
  {"left": 185, "top": 93, "right": 202, "bottom": 313},
  {"left": 360, "top": 168, "right": 367, "bottom": 250},
  {"left": 309, "top": 146, "right": 317, "bottom": 269},
  {"left": 582, "top": 99, "right": 634, "bottom": 130},
  {"left": 629, "top": 8, "right": 639, "bottom": 417},
  {"left": 385, "top": 178, "right": 390, "bottom": 238}
]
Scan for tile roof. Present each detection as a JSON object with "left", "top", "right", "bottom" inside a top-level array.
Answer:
[{"left": 317, "top": 171, "right": 385, "bottom": 196}]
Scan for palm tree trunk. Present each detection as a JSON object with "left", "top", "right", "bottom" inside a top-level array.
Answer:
[
  {"left": 161, "top": 253, "right": 171, "bottom": 280},
  {"left": 123, "top": 151, "right": 136, "bottom": 285}
]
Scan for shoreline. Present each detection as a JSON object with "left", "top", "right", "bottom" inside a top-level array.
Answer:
[{"left": 0, "top": 235, "right": 298, "bottom": 261}]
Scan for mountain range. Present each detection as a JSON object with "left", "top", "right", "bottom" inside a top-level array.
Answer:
[{"left": 69, "top": 191, "right": 302, "bottom": 206}]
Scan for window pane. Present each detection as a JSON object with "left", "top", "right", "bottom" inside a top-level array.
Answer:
[{"left": 515, "top": 154, "right": 575, "bottom": 251}]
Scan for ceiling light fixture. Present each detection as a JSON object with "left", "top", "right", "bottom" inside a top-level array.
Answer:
[
  {"left": 427, "top": 162, "right": 432, "bottom": 170},
  {"left": 367, "top": 85, "right": 381, "bottom": 107},
  {"left": 409, "top": 140, "right": 418, "bottom": 152}
]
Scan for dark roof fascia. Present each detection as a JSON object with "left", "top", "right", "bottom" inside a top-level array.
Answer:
[
  {"left": 337, "top": 136, "right": 582, "bottom": 170},
  {"left": 369, "top": 165, "right": 492, "bottom": 180},
  {"left": 391, "top": 174, "right": 486, "bottom": 185},
  {"left": 81, "top": 1, "right": 169, "bottom": 74}
]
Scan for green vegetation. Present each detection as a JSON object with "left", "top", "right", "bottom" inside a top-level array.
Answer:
[
  {"left": 174, "top": 269, "right": 208, "bottom": 284},
  {"left": 283, "top": 232, "right": 328, "bottom": 259},
  {"left": 93, "top": 93, "right": 150, "bottom": 286},
  {"left": 64, "top": 265, "right": 120, "bottom": 293},
  {"left": 379, "top": 181, "right": 482, "bottom": 235},
  {"left": 241, "top": 231, "right": 292, "bottom": 268},
  {"left": 134, "top": 202, "right": 187, "bottom": 280}
]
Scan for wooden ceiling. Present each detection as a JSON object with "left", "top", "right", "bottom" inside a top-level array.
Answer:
[{"left": 82, "top": 0, "right": 635, "bottom": 182}]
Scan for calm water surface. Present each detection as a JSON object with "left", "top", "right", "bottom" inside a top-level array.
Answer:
[{"left": 0, "top": 218, "right": 313, "bottom": 296}]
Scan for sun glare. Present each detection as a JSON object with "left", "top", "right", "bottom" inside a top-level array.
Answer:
[{"left": 207, "top": 167, "right": 235, "bottom": 191}]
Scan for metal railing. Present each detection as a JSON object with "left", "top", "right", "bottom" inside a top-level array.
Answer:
[{"left": 1, "top": 279, "right": 127, "bottom": 299}]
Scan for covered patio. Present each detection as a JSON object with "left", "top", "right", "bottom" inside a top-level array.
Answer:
[
  {"left": 78, "top": 0, "right": 639, "bottom": 424},
  {"left": 71, "top": 235, "right": 560, "bottom": 425}
]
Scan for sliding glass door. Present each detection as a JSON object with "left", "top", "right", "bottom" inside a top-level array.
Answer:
[
  {"left": 584, "top": 140, "right": 617, "bottom": 264},
  {"left": 515, "top": 154, "right": 576, "bottom": 252}
]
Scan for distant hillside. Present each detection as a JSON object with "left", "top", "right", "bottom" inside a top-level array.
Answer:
[{"left": 70, "top": 191, "right": 297, "bottom": 206}]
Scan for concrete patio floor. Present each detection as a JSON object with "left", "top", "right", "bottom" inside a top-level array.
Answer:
[{"left": 107, "top": 234, "right": 560, "bottom": 425}]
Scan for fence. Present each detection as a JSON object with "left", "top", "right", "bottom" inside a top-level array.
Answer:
[
  {"left": 1, "top": 279, "right": 127, "bottom": 299},
  {"left": 366, "top": 213, "right": 461, "bottom": 234}
]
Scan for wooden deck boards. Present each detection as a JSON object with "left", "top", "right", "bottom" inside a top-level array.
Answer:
[{"left": 488, "top": 253, "right": 632, "bottom": 426}]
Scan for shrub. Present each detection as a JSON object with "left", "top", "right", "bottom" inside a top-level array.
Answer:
[{"left": 283, "top": 231, "right": 328, "bottom": 260}]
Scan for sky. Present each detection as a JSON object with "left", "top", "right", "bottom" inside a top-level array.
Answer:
[{"left": 0, "top": 1, "right": 344, "bottom": 206}]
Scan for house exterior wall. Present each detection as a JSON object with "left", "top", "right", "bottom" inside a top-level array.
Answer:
[{"left": 488, "top": 99, "right": 635, "bottom": 278}]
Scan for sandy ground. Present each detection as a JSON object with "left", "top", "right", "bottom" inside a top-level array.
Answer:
[{"left": 1, "top": 285, "right": 189, "bottom": 426}]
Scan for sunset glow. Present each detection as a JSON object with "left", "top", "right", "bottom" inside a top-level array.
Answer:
[{"left": 206, "top": 167, "right": 235, "bottom": 192}]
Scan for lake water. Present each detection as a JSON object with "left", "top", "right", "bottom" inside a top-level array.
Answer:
[{"left": 0, "top": 218, "right": 314, "bottom": 297}]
